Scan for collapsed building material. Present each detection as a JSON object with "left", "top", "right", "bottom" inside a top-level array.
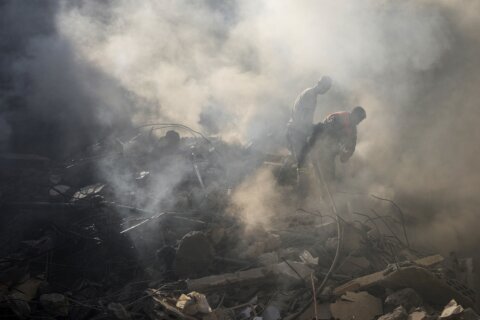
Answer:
[
  {"left": 385, "top": 288, "right": 423, "bottom": 313},
  {"left": 107, "top": 302, "right": 131, "bottom": 320},
  {"left": 294, "top": 302, "right": 332, "bottom": 320},
  {"left": 39, "top": 293, "right": 69, "bottom": 317},
  {"left": 174, "top": 231, "right": 215, "bottom": 278},
  {"left": 299, "top": 250, "right": 318, "bottom": 266},
  {"left": 378, "top": 306, "right": 408, "bottom": 320},
  {"left": 335, "top": 261, "right": 476, "bottom": 308},
  {"left": 1, "top": 127, "right": 479, "bottom": 320},
  {"left": 334, "top": 255, "right": 444, "bottom": 295},
  {"left": 6, "top": 276, "right": 44, "bottom": 319},
  {"left": 408, "top": 309, "right": 430, "bottom": 320},
  {"left": 176, "top": 292, "right": 212, "bottom": 315},
  {"left": 186, "top": 261, "right": 313, "bottom": 292},
  {"left": 330, "top": 291, "right": 383, "bottom": 320},
  {"left": 145, "top": 289, "right": 198, "bottom": 320},
  {"left": 438, "top": 299, "right": 480, "bottom": 319}
]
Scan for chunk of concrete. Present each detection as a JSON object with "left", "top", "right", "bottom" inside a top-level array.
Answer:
[
  {"left": 176, "top": 291, "right": 212, "bottom": 315},
  {"left": 385, "top": 288, "right": 423, "bottom": 312},
  {"left": 187, "top": 261, "right": 313, "bottom": 292},
  {"left": 440, "top": 300, "right": 464, "bottom": 319},
  {"left": 330, "top": 291, "right": 383, "bottom": 320},
  {"left": 378, "top": 306, "right": 408, "bottom": 320},
  {"left": 408, "top": 309, "right": 429, "bottom": 320},
  {"left": 334, "top": 255, "right": 475, "bottom": 308}
]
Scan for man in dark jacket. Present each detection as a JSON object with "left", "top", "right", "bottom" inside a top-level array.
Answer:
[{"left": 303, "top": 106, "right": 366, "bottom": 181}]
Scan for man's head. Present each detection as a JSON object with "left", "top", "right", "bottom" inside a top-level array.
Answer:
[
  {"left": 350, "top": 106, "right": 366, "bottom": 125},
  {"left": 165, "top": 130, "right": 180, "bottom": 147},
  {"left": 315, "top": 76, "right": 332, "bottom": 94}
]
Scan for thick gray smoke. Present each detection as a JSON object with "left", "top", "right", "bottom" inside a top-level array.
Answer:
[
  {"left": 0, "top": 1, "right": 135, "bottom": 158},
  {"left": 2, "top": 0, "right": 480, "bottom": 252}
]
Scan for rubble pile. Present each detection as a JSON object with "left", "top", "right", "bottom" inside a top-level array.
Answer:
[{"left": 0, "top": 127, "right": 478, "bottom": 319}]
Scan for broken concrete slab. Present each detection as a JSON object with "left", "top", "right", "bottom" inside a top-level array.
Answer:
[
  {"left": 330, "top": 291, "right": 383, "bottom": 320},
  {"left": 334, "top": 255, "right": 445, "bottom": 296},
  {"left": 334, "top": 255, "right": 475, "bottom": 308},
  {"left": 408, "top": 309, "right": 429, "bottom": 320},
  {"left": 186, "top": 261, "right": 313, "bottom": 292},
  {"left": 258, "top": 252, "right": 279, "bottom": 266},
  {"left": 415, "top": 254, "right": 444, "bottom": 268},
  {"left": 187, "top": 266, "right": 269, "bottom": 292},
  {"left": 385, "top": 288, "right": 423, "bottom": 312},
  {"left": 379, "top": 306, "right": 408, "bottom": 320}
]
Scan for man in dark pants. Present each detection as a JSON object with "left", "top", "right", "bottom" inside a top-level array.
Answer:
[{"left": 287, "top": 76, "right": 332, "bottom": 167}]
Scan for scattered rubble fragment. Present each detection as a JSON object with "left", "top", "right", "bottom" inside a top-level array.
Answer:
[
  {"left": 39, "top": 293, "right": 69, "bottom": 317},
  {"left": 438, "top": 299, "right": 480, "bottom": 320},
  {"left": 379, "top": 306, "right": 408, "bottom": 320},
  {"left": 330, "top": 291, "right": 383, "bottom": 320},
  {"left": 408, "top": 309, "right": 430, "bottom": 320},
  {"left": 385, "top": 288, "right": 423, "bottom": 313},
  {"left": 0, "top": 132, "right": 479, "bottom": 319},
  {"left": 176, "top": 292, "right": 212, "bottom": 315}
]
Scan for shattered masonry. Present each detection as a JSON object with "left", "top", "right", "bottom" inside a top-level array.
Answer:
[{"left": 0, "top": 128, "right": 479, "bottom": 320}]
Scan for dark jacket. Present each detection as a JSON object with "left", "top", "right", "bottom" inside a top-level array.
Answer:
[{"left": 322, "top": 111, "right": 357, "bottom": 162}]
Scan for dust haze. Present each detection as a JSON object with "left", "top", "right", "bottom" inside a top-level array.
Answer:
[{"left": 2, "top": 0, "right": 480, "bottom": 253}]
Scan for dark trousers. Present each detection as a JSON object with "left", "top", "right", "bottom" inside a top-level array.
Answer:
[{"left": 286, "top": 126, "right": 309, "bottom": 167}]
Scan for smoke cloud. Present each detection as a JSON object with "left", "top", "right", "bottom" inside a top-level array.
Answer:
[{"left": 2, "top": 0, "right": 480, "bottom": 253}]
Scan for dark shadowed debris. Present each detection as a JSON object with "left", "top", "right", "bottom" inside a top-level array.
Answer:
[
  {"left": 2, "top": 126, "right": 480, "bottom": 320},
  {"left": 108, "top": 302, "right": 131, "bottom": 320},
  {"left": 39, "top": 293, "right": 69, "bottom": 317},
  {"left": 330, "top": 291, "right": 383, "bottom": 320},
  {"left": 174, "top": 231, "right": 215, "bottom": 278},
  {"left": 379, "top": 306, "right": 408, "bottom": 320},
  {"left": 144, "top": 289, "right": 198, "bottom": 320},
  {"left": 385, "top": 288, "right": 423, "bottom": 312},
  {"left": 408, "top": 309, "right": 431, "bottom": 320},
  {"left": 186, "top": 261, "right": 313, "bottom": 292},
  {"left": 6, "top": 276, "right": 44, "bottom": 319},
  {"left": 334, "top": 254, "right": 477, "bottom": 308}
]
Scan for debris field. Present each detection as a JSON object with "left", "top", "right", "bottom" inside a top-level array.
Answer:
[{"left": 0, "top": 126, "right": 478, "bottom": 320}]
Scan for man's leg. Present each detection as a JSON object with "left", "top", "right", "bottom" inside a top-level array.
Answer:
[
  {"left": 287, "top": 127, "right": 307, "bottom": 166},
  {"left": 315, "top": 142, "right": 337, "bottom": 187}
]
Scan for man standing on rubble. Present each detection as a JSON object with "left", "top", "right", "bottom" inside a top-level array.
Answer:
[
  {"left": 287, "top": 76, "right": 332, "bottom": 168},
  {"left": 306, "top": 106, "right": 366, "bottom": 182}
]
